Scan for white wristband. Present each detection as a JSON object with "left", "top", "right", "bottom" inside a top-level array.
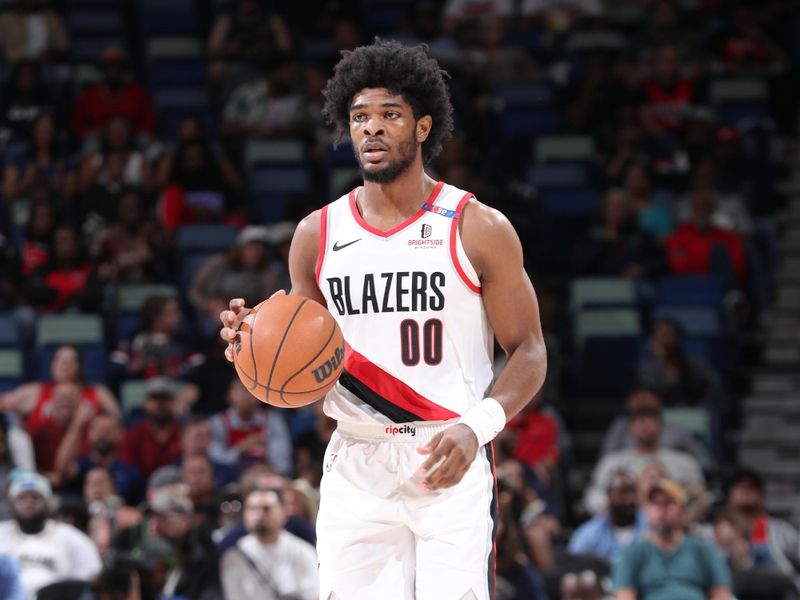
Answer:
[{"left": 459, "top": 397, "right": 506, "bottom": 447}]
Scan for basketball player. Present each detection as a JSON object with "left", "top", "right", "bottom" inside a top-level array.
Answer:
[{"left": 220, "top": 40, "right": 547, "bottom": 600}]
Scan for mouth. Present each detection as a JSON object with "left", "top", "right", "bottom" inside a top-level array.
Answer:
[{"left": 362, "top": 143, "right": 389, "bottom": 163}]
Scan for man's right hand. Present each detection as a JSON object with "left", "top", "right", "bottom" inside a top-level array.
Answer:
[{"left": 219, "top": 291, "right": 286, "bottom": 362}]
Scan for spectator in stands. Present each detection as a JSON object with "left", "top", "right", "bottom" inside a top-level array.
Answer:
[
  {"left": 177, "top": 415, "right": 238, "bottom": 484},
  {"left": 639, "top": 44, "right": 702, "bottom": 136},
  {"left": 220, "top": 486, "right": 319, "bottom": 600},
  {"left": 94, "top": 190, "right": 167, "bottom": 284},
  {"left": 207, "top": 0, "right": 293, "bottom": 92},
  {"left": 0, "top": 472, "right": 101, "bottom": 598},
  {"left": 83, "top": 466, "right": 142, "bottom": 555},
  {"left": 0, "top": 61, "right": 56, "bottom": 144},
  {"left": 25, "top": 383, "right": 83, "bottom": 480},
  {"left": 637, "top": 318, "right": 725, "bottom": 408},
  {"left": 613, "top": 478, "right": 731, "bottom": 600},
  {"left": 217, "top": 464, "right": 316, "bottom": 552},
  {"left": 24, "top": 225, "right": 104, "bottom": 312},
  {"left": 0, "top": 555, "right": 24, "bottom": 600},
  {"left": 112, "top": 295, "right": 202, "bottom": 382},
  {"left": 2, "top": 112, "right": 77, "bottom": 202},
  {"left": 622, "top": 162, "right": 674, "bottom": 240},
  {"left": 602, "top": 388, "right": 716, "bottom": 473},
  {"left": 79, "top": 115, "right": 154, "bottom": 195},
  {"left": 154, "top": 115, "right": 244, "bottom": 192},
  {"left": 712, "top": 5, "right": 785, "bottom": 73},
  {"left": 569, "top": 471, "right": 648, "bottom": 564},
  {"left": 573, "top": 187, "right": 665, "bottom": 280},
  {"left": 119, "top": 378, "right": 183, "bottom": 479},
  {"left": 4, "top": 344, "right": 120, "bottom": 430},
  {"left": 71, "top": 47, "right": 155, "bottom": 142},
  {"left": 113, "top": 490, "right": 222, "bottom": 600},
  {"left": 725, "top": 468, "right": 800, "bottom": 580},
  {"left": 584, "top": 401, "right": 703, "bottom": 515},
  {"left": 54, "top": 411, "right": 143, "bottom": 505},
  {"left": 676, "top": 159, "right": 753, "bottom": 235},
  {"left": 0, "top": 0, "right": 69, "bottom": 63},
  {"left": 189, "top": 226, "right": 280, "bottom": 328},
  {"left": 665, "top": 188, "right": 747, "bottom": 284},
  {"left": 208, "top": 378, "right": 293, "bottom": 476},
  {"left": 18, "top": 194, "right": 56, "bottom": 278},
  {"left": 158, "top": 138, "right": 240, "bottom": 233},
  {"left": 475, "top": 17, "right": 538, "bottom": 84},
  {"left": 220, "top": 55, "right": 311, "bottom": 139},
  {"left": 181, "top": 455, "right": 218, "bottom": 525},
  {"left": 712, "top": 508, "right": 773, "bottom": 571}
]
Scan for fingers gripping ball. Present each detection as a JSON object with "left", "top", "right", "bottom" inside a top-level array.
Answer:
[{"left": 233, "top": 295, "right": 345, "bottom": 407}]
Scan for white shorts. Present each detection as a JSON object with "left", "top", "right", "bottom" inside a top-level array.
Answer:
[{"left": 316, "top": 420, "right": 497, "bottom": 600}]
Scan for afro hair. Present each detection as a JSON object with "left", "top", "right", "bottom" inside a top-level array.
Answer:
[{"left": 321, "top": 39, "right": 454, "bottom": 164}]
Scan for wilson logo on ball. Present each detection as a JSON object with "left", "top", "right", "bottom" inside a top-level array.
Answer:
[{"left": 312, "top": 346, "right": 345, "bottom": 383}]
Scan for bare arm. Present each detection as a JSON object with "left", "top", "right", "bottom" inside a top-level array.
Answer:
[
  {"left": 53, "top": 402, "right": 94, "bottom": 485},
  {"left": 615, "top": 590, "right": 637, "bottom": 600},
  {"left": 94, "top": 385, "right": 121, "bottom": 418},
  {"left": 420, "top": 200, "right": 546, "bottom": 490},
  {"left": 207, "top": 15, "right": 231, "bottom": 57},
  {"left": 3, "top": 383, "right": 42, "bottom": 417}
]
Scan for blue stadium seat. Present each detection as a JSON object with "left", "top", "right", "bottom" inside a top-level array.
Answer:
[
  {"left": 494, "top": 82, "right": 554, "bottom": 108},
  {"left": 253, "top": 194, "right": 290, "bottom": 224},
  {"left": 0, "top": 349, "right": 24, "bottom": 392},
  {"left": 148, "top": 60, "right": 207, "bottom": 87},
  {"left": 37, "top": 344, "right": 107, "bottom": 384},
  {"left": 653, "top": 306, "right": 722, "bottom": 338},
  {"left": 301, "top": 37, "right": 336, "bottom": 62},
  {"left": 154, "top": 88, "right": 210, "bottom": 113},
  {"left": 0, "top": 314, "right": 21, "bottom": 349},
  {"left": 578, "top": 336, "right": 640, "bottom": 395},
  {"left": 250, "top": 166, "right": 312, "bottom": 196},
  {"left": 66, "top": 10, "right": 122, "bottom": 34},
  {"left": 325, "top": 143, "right": 358, "bottom": 168},
  {"left": 656, "top": 276, "right": 724, "bottom": 306},
  {"left": 528, "top": 163, "right": 591, "bottom": 190},
  {"left": 176, "top": 224, "right": 238, "bottom": 253},
  {"left": 501, "top": 108, "right": 562, "bottom": 138},
  {"left": 72, "top": 36, "right": 125, "bottom": 62},
  {"left": 539, "top": 190, "right": 600, "bottom": 216}
]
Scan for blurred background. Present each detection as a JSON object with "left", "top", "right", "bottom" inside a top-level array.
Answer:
[{"left": 0, "top": 0, "right": 799, "bottom": 598}]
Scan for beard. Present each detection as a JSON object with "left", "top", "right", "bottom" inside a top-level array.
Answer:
[
  {"left": 610, "top": 504, "right": 637, "bottom": 527},
  {"left": 92, "top": 440, "right": 117, "bottom": 457},
  {"left": 16, "top": 513, "right": 47, "bottom": 534},
  {"left": 356, "top": 134, "right": 418, "bottom": 184},
  {"left": 652, "top": 522, "right": 677, "bottom": 538}
]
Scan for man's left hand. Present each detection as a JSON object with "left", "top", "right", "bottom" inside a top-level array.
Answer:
[{"left": 417, "top": 424, "right": 479, "bottom": 491}]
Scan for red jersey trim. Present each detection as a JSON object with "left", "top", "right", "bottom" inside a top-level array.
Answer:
[
  {"left": 450, "top": 193, "right": 482, "bottom": 294},
  {"left": 348, "top": 181, "right": 445, "bottom": 238},
  {"left": 343, "top": 342, "right": 460, "bottom": 421},
  {"left": 315, "top": 205, "right": 329, "bottom": 285}
]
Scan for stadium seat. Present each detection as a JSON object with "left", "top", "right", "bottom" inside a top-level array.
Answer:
[
  {"left": 73, "top": 63, "right": 102, "bottom": 88},
  {"left": 539, "top": 190, "right": 600, "bottom": 216},
  {"left": 250, "top": 166, "right": 313, "bottom": 196},
  {"left": 0, "top": 349, "right": 24, "bottom": 391},
  {"left": 570, "top": 278, "right": 637, "bottom": 312},
  {"left": 116, "top": 284, "right": 179, "bottom": 313},
  {"left": 301, "top": 37, "right": 336, "bottom": 62},
  {"left": 176, "top": 224, "right": 238, "bottom": 253},
  {"left": 565, "top": 30, "right": 627, "bottom": 54},
  {"left": 579, "top": 336, "right": 640, "bottom": 395},
  {"left": 148, "top": 60, "right": 207, "bottom": 87},
  {"left": 325, "top": 142, "right": 358, "bottom": 168},
  {"left": 534, "top": 135, "right": 595, "bottom": 163},
  {"left": 145, "top": 37, "right": 202, "bottom": 61},
  {"left": 500, "top": 108, "right": 562, "bottom": 138},
  {"left": 66, "top": 10, "right": 122, "bottom": 34},
  {"left": 0, "top": 314, "right": 21, "bottom": 348},
  {"left": 656, "top": 276, "right": 724, "bottom": 306},
  {"left": 709, "top": 78, "right": 769, "bottom": 105},
  {"left": 36, "top": 315, "right": 103, "bottom": 347},
  {"left": 528, "top": 163, "right": 591, "bottom": 190},
  {"left": 330, "top": 167, "right": 360, "bottom": 198},
  {"left": 244, "top": 139, "right": 306, "bottom": 169},
  {"left": 494, "top": 82, "right": 554, "bottom": 108},
  {"left": 153, "top": 88, "right": 210, "bottom": 113},
  {"left": 574, "top": 308, "right": 641, "bottom": 349},
  {"left": 120, "top": 379, "right": 148, "bottom": 416},
  {"left": 663, "top": 407, "right": 711, "bottom": 446},
  {"left": 72, "top": 36, "right": 125, "bottom": 62},
  {"left": 653, "top": 306, "right": 722, "bottom": 338}
]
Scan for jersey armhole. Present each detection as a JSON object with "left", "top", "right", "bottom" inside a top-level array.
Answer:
[
  {"left": 314, "top": 205, "right": 329, "bottom": 286},
  {"left": 450, "top": 193, "right": 481, "bottom": 294}
]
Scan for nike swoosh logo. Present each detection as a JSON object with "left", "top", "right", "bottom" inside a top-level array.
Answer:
[{"left": 332, "top": 239, "right": 362, "bottom": 251}]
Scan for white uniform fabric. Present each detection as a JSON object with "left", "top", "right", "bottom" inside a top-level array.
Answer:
[
  {"left": 0, "top": 519, "right": 102, "bottom": 599},
  {"left": 317, "top": 181, "right": 494, "bottom": 424},
  {"left": 314, "top": 182, "right": 498, "bottom": 600},
  {"left": 317, "top": 422, "right": 496, "bottom": 600}
]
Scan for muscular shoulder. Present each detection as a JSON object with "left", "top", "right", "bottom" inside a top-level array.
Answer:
[{"left": 460, "top": 198, "right": 523, "bottom": 280}]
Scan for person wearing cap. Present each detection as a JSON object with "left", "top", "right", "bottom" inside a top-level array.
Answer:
[
  {"left": 584, "top": 396, "right": 704, "bottom": 515},
  {"left": 118, "top": 378, "right": 183, "bottom": 479},
  {"left": 70, "top": 46, "right": 155, "bottom": 140},
  {"left": 189, "top": 225, "right": 281, "bottom": 328},
  {"left": 0, "top": 472, "right": 101, "bottom": 599},
  {"left": 613, "top": 478, "right": 731, "bottom": 600},
  {"left": 220, "top": 486, "right": 318, "bottom": 600}
]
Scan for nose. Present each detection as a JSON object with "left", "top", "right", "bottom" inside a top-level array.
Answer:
[{"left": 362, "top": 118, "right": 384, "bottom": 138}]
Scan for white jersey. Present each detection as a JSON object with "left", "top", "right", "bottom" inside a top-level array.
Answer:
[
  {"left": 316, "top": 181, "right": 494, "bottom": 424},
  {"left": 0, "top": 519, "right": 102, "bottom": 599}
]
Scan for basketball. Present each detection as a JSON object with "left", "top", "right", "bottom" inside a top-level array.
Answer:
[{"left": 233, "top": 294, "right": 345, "bottom": 407}]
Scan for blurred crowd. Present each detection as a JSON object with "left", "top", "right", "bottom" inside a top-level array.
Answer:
[{"left": 0, "top": 0, "right": 799, "bottom": 598}]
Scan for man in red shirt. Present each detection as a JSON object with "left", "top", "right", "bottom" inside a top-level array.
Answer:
[
  {"left": 665, "top": 188, "right": 746, "bottom": 283},
  {"left": 71, "top": 47, "right": 155, "bottom": 140},
  {"left": 119, "top": 378, "right": 182, "bottom": 479}
]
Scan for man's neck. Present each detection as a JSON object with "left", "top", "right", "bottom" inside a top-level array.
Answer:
[
  {"left": 650, "top": 529, "right": 684, "bottom": 551},
  {"left": 361, "top": 165, "right": 435, "bottom": 220},
  {"left": 254, "top": 531, "right": 281, "bottom": 546},
  {"left": 634, "top": 443, "right": 658, "bottom": 455}
]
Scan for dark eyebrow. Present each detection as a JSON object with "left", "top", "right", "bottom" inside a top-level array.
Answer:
[{"left": 350, "top": 101, "right": 404, "bottom": 111}]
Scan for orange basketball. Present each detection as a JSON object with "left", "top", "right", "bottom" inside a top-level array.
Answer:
[{"left": 233, "top": 294, "right": 344, "bottom": 407}]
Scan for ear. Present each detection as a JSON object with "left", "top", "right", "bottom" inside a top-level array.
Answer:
[{"left": 416, "top": 115, "right": 432, "bottom": 143}]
